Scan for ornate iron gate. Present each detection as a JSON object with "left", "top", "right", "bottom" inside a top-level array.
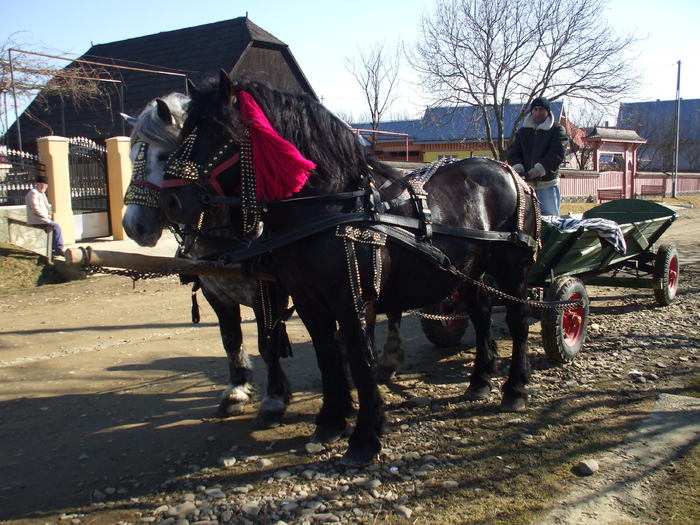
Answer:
[
  {"left": 69, "top": 137, "right": 111, "bottom": 238},
  {"left": 69, "top": 137, "right": 108, "bottom": 211}
]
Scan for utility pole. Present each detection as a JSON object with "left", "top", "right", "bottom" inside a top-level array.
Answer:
[
  {"left": 672, "top": 60, "right": 681, "bottom": 198},
  {"left": 8, "top": 49, "right": 22, "bottom": 150}
]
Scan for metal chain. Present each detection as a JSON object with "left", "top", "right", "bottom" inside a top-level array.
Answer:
[
  {"left": 460, "top": 275, "right": 582, "bottom": 311},
  {"left": 83, "top": 259, "right": 227, "bottom": 285},
  {"left": 408, "top": 309, "right": 471, "bottom": 321}
]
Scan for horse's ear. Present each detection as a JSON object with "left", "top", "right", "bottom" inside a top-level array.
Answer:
[
  {"left": 186, "top": 78, "right": 198, "bottom": 98},
  {"left": 155, "top": 99, "right": 173, "bottom": 124},
  {"left": 219, "top": 69, "right": 235, "bottom": 104},
  {"left": 120, "top": 112, "right": 138, "bottom": 128}
]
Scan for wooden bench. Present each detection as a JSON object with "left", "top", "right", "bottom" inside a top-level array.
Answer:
[
  {"left": 639, "top": 184, "right": 665, "bottom": 198},
  {"left": 7, "top": 218, "right": 54, "bottom": 260},
  {"left": 597, "top": 187, "right": 624, "bottom": 202}
]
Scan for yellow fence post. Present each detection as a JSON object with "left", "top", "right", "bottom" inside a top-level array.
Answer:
[
  {"left": 106, "top": 136, "right": 133, "bottom": 240},
  {"left": 36, "top": 136, "right": 75, "bottom": 245}
]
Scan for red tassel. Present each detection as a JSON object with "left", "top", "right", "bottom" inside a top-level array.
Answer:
[{"left": 237, "top": 90, "right": 316, "bottom": 200}]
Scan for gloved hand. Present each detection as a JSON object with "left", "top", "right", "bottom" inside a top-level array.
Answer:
[{"left": 526, "top": 167, "right": 541, "bottom": 180}]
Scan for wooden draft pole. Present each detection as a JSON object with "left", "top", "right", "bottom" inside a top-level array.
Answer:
[{"left": 64, "top": 247, "right": 275, "bottom": 281}]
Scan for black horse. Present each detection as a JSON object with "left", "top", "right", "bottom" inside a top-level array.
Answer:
[
  {"left": 159, "top": 72, "right": 539, "bottom": 466},
  {"left": 121, "top": 93, "right": 293, "bottom": 425}
]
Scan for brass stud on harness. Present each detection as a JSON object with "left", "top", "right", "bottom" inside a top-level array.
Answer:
[{"left": 124, "top": 142, "right": 160, "bottom": 208}]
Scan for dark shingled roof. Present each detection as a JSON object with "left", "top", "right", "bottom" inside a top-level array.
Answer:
[
  {"left": 617, "top": 99, "right": 700, "bottom": 142},
  {"left": 5, "top": 17, "right": 316, "bottom": 151}
]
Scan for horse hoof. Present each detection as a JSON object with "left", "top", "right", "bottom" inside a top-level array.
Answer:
[
  {"left": 311, "top": 425, "right": 347, "bottom": 444},
  {"left": 500, "top": 395, "right": 527, "bottom": 412},
  {"left": 256, "top": 410, "right": 285, "bottom": 428},
  {"left": 256, "top": 397, "right": 287, "bottom": 427},
  {"left": 376, "top": 365, "right": 396, "bottom": 383},
  {"left": 465, "top": 384, "right": 491, "bottom": 400},
  {"left": 217, "top": 400, "right": 245, "bottom": 418},
  {"left": 340, "top": 446, "right": 378, "bottom": 468}
]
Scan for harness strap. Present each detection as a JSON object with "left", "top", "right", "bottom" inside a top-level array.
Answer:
[
  {"left": 202, "top": 189, "right": 367, "bottom": 207},
  {"left": 210, "top": 212, "right": 454, "bottom": 271}
]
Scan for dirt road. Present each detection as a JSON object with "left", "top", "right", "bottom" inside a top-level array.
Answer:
[{"left": 0, "top": 206, "right": 698, "bottom": 524}]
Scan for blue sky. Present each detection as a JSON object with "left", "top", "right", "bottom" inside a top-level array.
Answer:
[{"left": 2, "top": 0, "right": 699, "bottom": 121}]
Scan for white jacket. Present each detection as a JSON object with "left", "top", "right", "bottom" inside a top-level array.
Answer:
[{"left": 25, "top": 187, "right": 52, "bottom": 224}]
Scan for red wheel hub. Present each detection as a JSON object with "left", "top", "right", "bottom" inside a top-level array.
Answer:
[
  {"left": 439, "top": 299, "right": 463, "bottom": 331},
  {"left": 562, "top": 293, "right": 584, "bottom": 346},
  {"left": 668, "top": 255, "right": 679, "bottom": 292}
]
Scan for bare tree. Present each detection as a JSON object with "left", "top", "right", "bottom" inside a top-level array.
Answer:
[
  {"left": 332, "top": 109, "right": 359, "bottom": 126},
  {"left": 566, "top": 104, "right": 606, "bottom": 170},
  {"left": 409, "top": 0, "right": 641, "bottom": 160},
  {"left": 1, "top": 34, "right": 111, "bottom": 141},
  {"left": 345, "top": 42, "right": 401, "bottom": 133}
]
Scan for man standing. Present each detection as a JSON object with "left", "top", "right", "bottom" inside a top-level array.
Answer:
[
  {"left": 507, "top": 96, "right": 568, "bottom": 216},
  {"left": 25, "top": 174, "right": 64, "bottom": 256}
]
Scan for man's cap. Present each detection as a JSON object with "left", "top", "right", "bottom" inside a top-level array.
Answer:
[
  {"left": 530, "top": 96, "right": 552, "bottom": 115},
  {"left": 36, "top": 175, "right": 49, "bottom": 184}
]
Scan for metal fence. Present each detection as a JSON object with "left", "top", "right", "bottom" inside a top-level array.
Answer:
[
  {"left": 68, "top": 137, "right": 108, "bottom": 212},
  {"left": 0, "top": 146, "right": 45, "bottom": 205}
]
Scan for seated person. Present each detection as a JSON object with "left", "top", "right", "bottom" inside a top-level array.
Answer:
[{"left": 25, "top": 175, "right": 64, "bottom": 256}]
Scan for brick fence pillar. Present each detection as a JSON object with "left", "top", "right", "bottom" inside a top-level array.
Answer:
[
  {"left": 106, "top": 136, "right": 133, "bottom": 240},
  {"left": 37, "top": 136, "right": 75, "bottom": 245}
]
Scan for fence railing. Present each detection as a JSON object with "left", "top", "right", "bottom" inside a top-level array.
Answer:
[{"left": 0, "top": 146, "right": 45, "bottom": 205}]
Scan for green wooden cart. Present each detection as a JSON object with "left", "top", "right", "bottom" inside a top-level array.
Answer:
[{"left": 420, "top": 199, "right": 680, "bottom": 363}]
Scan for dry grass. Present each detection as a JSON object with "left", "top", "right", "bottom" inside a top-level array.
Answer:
[{"left": 0, "top": 242, "right": 64, "bottom": 292}]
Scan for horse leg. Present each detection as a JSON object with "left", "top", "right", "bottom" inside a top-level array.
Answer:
[
  {"left": 376, "top": 311, "right": 404, "bottom": 382},
  {"left": 253, "top": 284, "right": 293, "bottom": 427},
  {"left": 496, "top": 268, "right": 531, "bottom": 412},
  {"left": 338, "top": 313, "right": 385, "bottom": 467},
  {"left": 462, "top": 282, "right": 498, "bottom": 400},
  {"left": 294, "top": 296, "right": 353, "bottom": 444},
  {"left": 200, "top": 286, "right": 253, "bottom": 417}
]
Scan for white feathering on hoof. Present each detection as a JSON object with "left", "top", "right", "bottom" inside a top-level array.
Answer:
[{"left": 222, "top": 384, "right": 254, "bottom": 403}]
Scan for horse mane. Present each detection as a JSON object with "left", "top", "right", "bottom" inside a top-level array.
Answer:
[
  {"left": 186, "top": 76, "right": 400, "bottom": 186},
  {"left": 130, "top": 92, "right": 190, "bottom": 148}
]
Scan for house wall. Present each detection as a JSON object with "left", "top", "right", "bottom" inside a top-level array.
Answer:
[
  {"left": 423, "top": 149, "right": 492, "bottom": 162},
  {"left": 374, "top": 140, "right": 498, "bottom": 163}
]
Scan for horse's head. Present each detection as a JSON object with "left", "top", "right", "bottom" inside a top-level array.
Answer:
[
  {"left": 122, "top": 93, "right": 189, "bottom": 246},
  {"left": 162, "top": 72, "right": 374, "bottom": 230},
  {"left": 159, "top": 72, "right": 246, "bottom": 227}
]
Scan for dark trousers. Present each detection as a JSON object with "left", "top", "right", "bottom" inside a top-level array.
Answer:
[{"left": 49, "top": 220, "right": 64, "bottom": 253}]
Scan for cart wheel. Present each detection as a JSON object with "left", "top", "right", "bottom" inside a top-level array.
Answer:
[
  {"left": 653, "top": 244, "right": 679, "bottom": 306},
  {"left": 420, "top": 297, "right": 469, "bottom": 348},
  {"left": 541, "top": 277, "right": 589, "bottom": 364}
]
